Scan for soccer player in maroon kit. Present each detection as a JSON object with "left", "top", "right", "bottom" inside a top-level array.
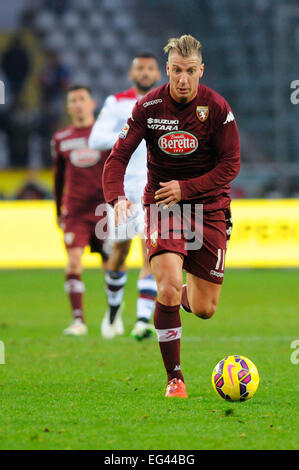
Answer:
[
  {"left": 52, "top": 85, "right": 110, "bottom": 336},
  {"left": 103, "top": 35, "right": 240, "bottom": 397}
]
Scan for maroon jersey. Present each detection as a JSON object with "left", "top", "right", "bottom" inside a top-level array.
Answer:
[
  {"left": 103, "top": 83, "right": 240, "bottom": 211},
  {"left": 52, "top": 124, "right": 108, "bottom": 216}
]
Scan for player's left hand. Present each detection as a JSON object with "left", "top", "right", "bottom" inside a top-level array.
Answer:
[{"left": 154, "top": 180, "right": 181, "bottom": 209}]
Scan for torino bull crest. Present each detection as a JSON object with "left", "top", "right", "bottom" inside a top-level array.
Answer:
[{"left": 196, "top": 105, "right": 209, "bottom": 122}]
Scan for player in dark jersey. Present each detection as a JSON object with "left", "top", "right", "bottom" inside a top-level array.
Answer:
[
  {"left": 103, "top": 35, "right": 240, "bottom": 397},
  {"left": 52, "top": 85, "right": 110, "bottom": 336}
]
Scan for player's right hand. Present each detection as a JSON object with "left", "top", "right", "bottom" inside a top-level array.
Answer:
[{"left": 114, "top": 199, "right": 135, "bottom": 226}]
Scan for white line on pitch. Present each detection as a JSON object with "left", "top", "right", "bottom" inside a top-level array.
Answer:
[{"left": 116, "top": 335, "right": 294, "bottom": 343}]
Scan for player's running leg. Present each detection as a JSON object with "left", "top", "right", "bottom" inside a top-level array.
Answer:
[
  {"left": 181, "top": 208, "right": 230, "bottom": 317},
  {"left": 131, "top": 238, "right": 157, "bottom": 341},
  {"left": 64, "top": 247, "right": 88, "bottom": 336},
  {"left": 101, "top": 240, "right": 130, "bottom": 339},
  {"left": 151, "top": 252, "right": 188, "bottom": 398},
  {"left": 181, "top": 274, "right": 222, "bottom": 319}
]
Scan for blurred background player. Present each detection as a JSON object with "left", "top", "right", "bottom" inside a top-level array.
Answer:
[
  {"left": 88, "top": 53, "right": 161, "bottom": 340},
  {"left": 52, "top": 85, "right": 110, "bottom": 336}
]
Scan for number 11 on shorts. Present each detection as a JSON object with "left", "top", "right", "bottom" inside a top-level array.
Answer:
[{"left": 215, "top": 249, "right": 225, "bottom": 271}]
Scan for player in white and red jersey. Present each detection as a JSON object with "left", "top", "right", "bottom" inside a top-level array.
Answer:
[
  {"left": 52, "top": 85, "right": 110, "bottom": 336},
  {"left": 89, "top": 53, "right": 161, "bottom": 340}
]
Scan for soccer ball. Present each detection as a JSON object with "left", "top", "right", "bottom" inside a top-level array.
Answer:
[{"left": 212, "top": 355, "right": 259, "bottom": 401}]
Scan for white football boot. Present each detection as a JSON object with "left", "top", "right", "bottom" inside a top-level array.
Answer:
[
  {"left": 101, "top": 304, "right": 124, "bottom": 339},
  {"left": 63, "top": 318, "right": 88, "bottom": 336},
  {"left": 130, "top": 320, "right": 155, "bottom": 341}
]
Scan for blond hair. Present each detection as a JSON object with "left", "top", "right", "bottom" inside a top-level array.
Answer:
[{"left": 164, "top": 34, "right": 202, "bottom": 60}]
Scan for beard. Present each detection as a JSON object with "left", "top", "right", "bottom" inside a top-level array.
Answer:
[
  {"left": 177, "top": 96, "right": 188, "bottom": 104},
  {"left": 134, "top": 79, "right": 156, "bottom": 93}
]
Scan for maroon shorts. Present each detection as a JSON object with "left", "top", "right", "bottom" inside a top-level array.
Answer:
[
  {"left": 63, "top": 209, "right": 110, "bottom": 261},
  {"left": 145, "top": 204, "right": 232, "bottom": 285}
]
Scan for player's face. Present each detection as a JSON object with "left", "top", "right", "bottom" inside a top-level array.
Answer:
[
  {"left": 67, "top": 89, "right": 95, "bottom": 123},
  {"left": 167, "top": 52, "right": 204, "bottom": 103},
  {"left": 129, "top": 57, "right": 160, "bottom": 93}
]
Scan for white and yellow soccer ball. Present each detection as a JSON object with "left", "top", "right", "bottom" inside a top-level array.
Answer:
[{"left": 212, "top": 355, "right": 259, "bottom": 401}]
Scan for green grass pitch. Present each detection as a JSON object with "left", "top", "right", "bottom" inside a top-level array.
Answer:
[{"left": 0, "top": 268, "right": 298, "bottom": 450}]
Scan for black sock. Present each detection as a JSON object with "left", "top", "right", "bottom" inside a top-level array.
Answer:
[
  {"left": 137, "top": 317, "right": 149, "bottom": 324},
  {"left": 109, "top": 305, "right": 120, "bottom": 324},
  {"left": 105, "top": 270, "right": 127, "bottom": 325}
]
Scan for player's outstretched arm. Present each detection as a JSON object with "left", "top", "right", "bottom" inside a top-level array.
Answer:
[
  {"left": 88, "top": 96, "right": 120, "bottom": 150},
  {"left": 103, "top": 101, "right": 147, "bottom": 206},
  {"left": 51, "top": 137, "right": 66, "bottom": 226}
]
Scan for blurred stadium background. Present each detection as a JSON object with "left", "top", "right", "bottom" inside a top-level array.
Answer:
[{"left": 0, "top": 0, "right": 298, "bottom": 268}]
